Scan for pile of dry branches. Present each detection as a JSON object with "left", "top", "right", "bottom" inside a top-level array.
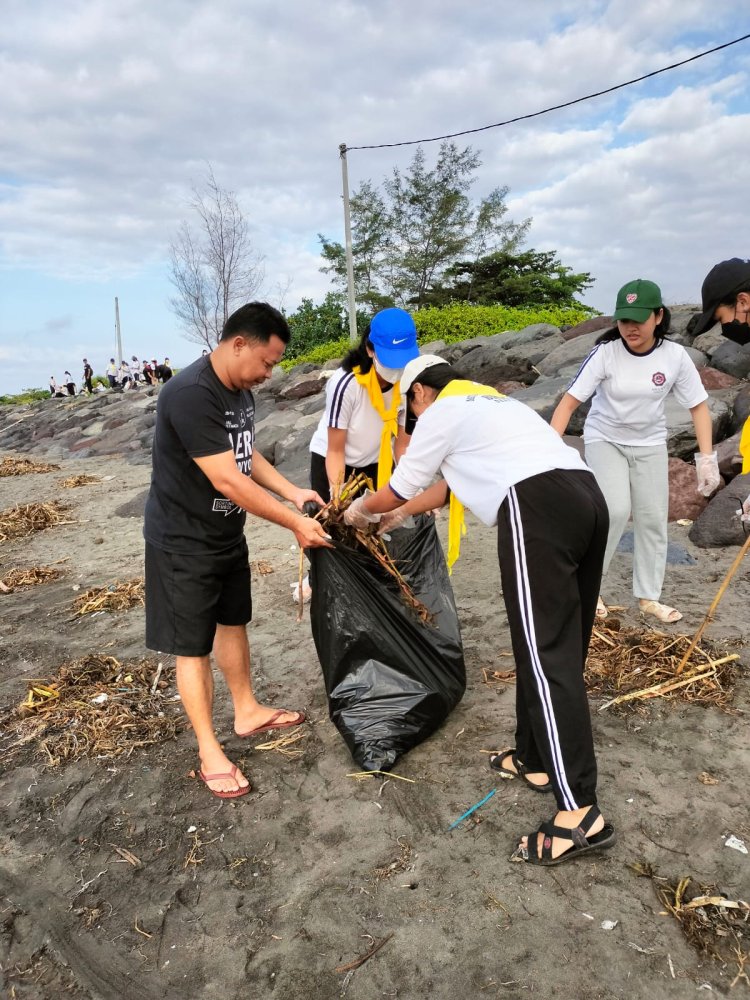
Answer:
[
  {"left": 72, "top": 579, "right": 145, "bottom": 617},
  {"left": 2, "top": 654, "right": 180, "bottom": 765},
  {"left": 0, "top": 501, "right": 72, "bottom": 542},
  {"left": 632, "top": 864, "right": 750, "bottom": 988},
  {"left": 0, "top": 565, "right": 63, "bottom": 593},
  {"left": 0, "top": 456, "right": 59, "bottom": 477},
  {"left": 585, "top": 622, "right": 740, "bottom": 712},
  {"left": 304, "top": 471, "right": 431, "bottom": 623},
  {"left": 59, "top": 474, "right": 101, "bottom": 488}
]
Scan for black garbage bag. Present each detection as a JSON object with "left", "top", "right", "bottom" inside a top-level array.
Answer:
[{"left": 308, "top": 513, "right": 466, "bottom": 771}]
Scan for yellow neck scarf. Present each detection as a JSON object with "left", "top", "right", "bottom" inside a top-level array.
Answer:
[
  {"left": 435, "top": 380, "right": 504, "bottom": 573},
  {"left": 352, "top": 364, "right": 401, "bottom": 489},
  {"left": 740, "top": 415, "right": 750, "bottom": 475}
]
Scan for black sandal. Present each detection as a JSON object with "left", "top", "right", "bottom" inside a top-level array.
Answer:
[
  {"left": 511, "top": 804, "right": 616, "bottom": 867},
  {"left": 489, "top": 748, "right": 552, "bottom": 794}
]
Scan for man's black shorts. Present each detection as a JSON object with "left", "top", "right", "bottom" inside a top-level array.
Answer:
[{"left": 145, "top": 539, "right": 252, "bottom": 657}]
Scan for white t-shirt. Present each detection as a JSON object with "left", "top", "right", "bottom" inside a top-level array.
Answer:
[
  {"left": 309, "top": 368, "right": 406, "bottom": 468},
  {"left": 388, "top": 392, "right": 588, "bottom": 526},
  {"left": 567, "top": 338, "right": 707, "bottom": 447}
]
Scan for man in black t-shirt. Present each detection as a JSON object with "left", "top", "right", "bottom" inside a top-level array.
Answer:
[{"left": 144, "top": 302, "right": 332, "bottom": 799}]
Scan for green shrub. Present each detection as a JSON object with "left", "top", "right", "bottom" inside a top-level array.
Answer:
[
  {"left": 0, "top": 387, "right": 51, "bottom": 405},
  {"left": 280, "top": 302, "right": 596, "bottom": 372}
]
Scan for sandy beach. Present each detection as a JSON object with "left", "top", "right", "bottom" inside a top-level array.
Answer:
[{"left": 1, "top": 450, "right": 748, "bottom": 999}]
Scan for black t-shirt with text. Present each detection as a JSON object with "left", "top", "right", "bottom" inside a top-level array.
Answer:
[{"left": 144, "top": 356, "right": 255, "bottom": 553}]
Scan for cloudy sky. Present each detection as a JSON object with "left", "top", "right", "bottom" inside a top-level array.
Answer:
[{"left": 1, "top": 1, "right": 748, "bottom": 393}]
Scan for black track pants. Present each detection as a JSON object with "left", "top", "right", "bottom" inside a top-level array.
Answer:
[{"left": 497, "top": 469, "right": 609, "bottom": 811}]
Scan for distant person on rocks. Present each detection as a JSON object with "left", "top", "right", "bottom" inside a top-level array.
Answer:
[
  {"left": 82, "top": 359, "right": 94, "bottom": 394},
  {"left": 49, "top": 375, "right": 59, "bottom": 397},
  {"left": 131, "top": 356, "right": 142, "bottom": 386},
  {"left": 64, "top": 371, "right": 76, "bottom": 395},
  {"left": 161, "top": 358, "right": 173, "bottom": 382},
  {"left": 144, "top": 302, "right": 333, "bottom": 800},
  {"left": 142, "top": 359, "right": 156, "bottom": 385},
  {"left": 106, "top": 359, "right": 118, "bottom": 389},
  {"left": 119, "top": 360, "right": 132, "bottom": 389},
  {"left": 692, "top": 258, "right": 750, "bottom": 482},
  {"left": 550, "top": 279, "right": 719, "bottom": 623}
]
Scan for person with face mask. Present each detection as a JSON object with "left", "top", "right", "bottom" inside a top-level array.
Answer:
[
  {"left": 308, "top": 308, "right": 421, "bottom": 503},
  {"left": 550, "top": 279, "right": 719, "bottom": 624},
  {"left": 692, "top": 260, "right": 750, "bottom": 507}
]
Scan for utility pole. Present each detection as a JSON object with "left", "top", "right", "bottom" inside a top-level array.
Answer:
[
  {"left": 114, "top": 297, "right": 123, "bottom": 367},
  {"left": 339, "top": 143, "right": 359, "bottom": 344}
]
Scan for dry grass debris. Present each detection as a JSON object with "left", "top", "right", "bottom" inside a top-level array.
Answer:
[
  {"left": 72, "top": 578, "right": 145, "bottom": 617},
  {"left": 0, "top": 456, "right": 60, "bottom": 477},
  {"left": 59, "top": 473, "right": 101, "bottom": 488},
  {"left": 0, "top": 565, "right": 63, "bottom": 593},
  {"left": 585, "top": 621, "right": 741, "bottom": 712},
  {"left": 254, "top": 729, "right": 306, "bottom": 758},
  {"left": 310, "top": 471, "right": 432, "bottom": 623},
  {"left": 1, "top": 654, "right": 181, "bottom": 765},
  {"left": 0, "top": 500, "right": 72, "bottom": 542},
  {"left": 632, "top": 864, "right": 750, "bottom": 988}
]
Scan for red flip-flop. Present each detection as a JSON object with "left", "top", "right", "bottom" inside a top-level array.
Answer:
[
  {"left": 236, "top": 709, "right": 306, "bottom": 739},
  {"left": 198, "top": 764, "right": 251, "bottom": 799}
]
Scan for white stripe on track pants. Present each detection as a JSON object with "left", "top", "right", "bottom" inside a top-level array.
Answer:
[{"left": 497, "top": 468, "right": 609, "bottom": 811}]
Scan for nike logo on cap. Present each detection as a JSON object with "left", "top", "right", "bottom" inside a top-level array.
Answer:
[{"left": 393, "top": 337, "right": 408, "bottom": 344}]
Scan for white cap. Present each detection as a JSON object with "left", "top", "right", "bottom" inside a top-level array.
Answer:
[{"left": 399, "top": 354, "right": 448, "bottom": 394}]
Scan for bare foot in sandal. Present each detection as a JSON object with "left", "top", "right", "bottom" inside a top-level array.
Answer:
[
  {"left": 639, "top": 599, "right": 682, "bottom": 623},
  {"left": 489, "top": 749, "right": 551, "bottom": 792},
  {"left": 595, "top": 596, "right": 608, "bottom": 619},
  {"left": 512, "top": 804, "right": 615, "bottom": 866}
]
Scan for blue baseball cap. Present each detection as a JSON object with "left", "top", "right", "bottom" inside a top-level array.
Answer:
[{"left": 368, "top": 308, "right": 420, "bottom": 369}]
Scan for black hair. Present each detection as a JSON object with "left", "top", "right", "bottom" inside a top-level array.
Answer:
[
  {"left": 718, "top": 285, "right": 750, "bottom": 307},
  {"left": 341, "top": 325, "right": 375, "bottom": 374},
  {"left": 221, "top": 302, "right": 290, "bottom": 344},
  {"left": 595, "top": 306, "right": 672, "bottom": 346}
]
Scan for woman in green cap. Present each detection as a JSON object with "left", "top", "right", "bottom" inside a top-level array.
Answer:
[{"left": 551, "top": 278, "right": 719, "bottom": 622}]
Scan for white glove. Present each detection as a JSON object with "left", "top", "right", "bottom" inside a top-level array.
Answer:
[
  {"left": 695, "top": 452, "right": 721, "bottom": 497},
  {"left": 739, "top": 494, "right": 750, "bottom": 524},
  {"left": 343, "top": 494, "right": 381, "bottom": 529},
  {"left": 377, "top": 506, "right": 415, "bottom": 535}
]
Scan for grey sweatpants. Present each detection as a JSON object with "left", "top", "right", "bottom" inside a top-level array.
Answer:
[{"left": 584, "top": 440, "right": 668, "bottom": 601}]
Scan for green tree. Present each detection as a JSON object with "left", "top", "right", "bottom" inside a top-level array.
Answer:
[
  {"left": 285, "top": 293, "right": 368, "bottom": 359},
  {"left": 320, "top": 141, "right": 529, "bottom": 310},
  {"left": 421, "top": 248, "right": 593, "bottom": 309}
]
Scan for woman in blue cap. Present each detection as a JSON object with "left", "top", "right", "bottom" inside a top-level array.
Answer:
[
  {"left": 551, "top": 278, "right": 720, "bottom": 622},
  {"left": 309, "top": 307, "right": 420, "bottom": 502}
]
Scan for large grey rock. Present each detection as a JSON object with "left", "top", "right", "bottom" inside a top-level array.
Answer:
[
  {"left": 710, "top": 340, "right": 750, "bottom": 380},
  {"left": 254, "top": 409, "right": 305, "bottom": 464},
  {"left": 688, "top": 472, "right": 750, "bottom": 547},
  {"left": 535, "top": 331, "right": 599, "bottom": 379},
  {"left": 716, "top": 431, "right": 743, "bottom": 480},
  {"left": 732, "top": 384, "right": 750, "bottom": 432},
  {"left": 560, "top": 315, "right": 612, "bottom": 342},
  {"left": 274, "top": 414, "right": 321, "bottom": 481},
  {"left": 508, "top": 376, "right": 572, "bottom": 421},
  {"left": 683, "top": 345, "right": 708, "bottom": 369},
  {"left": 667, "top": 305, "right": 702, "bottom": 347},
  {"left": 699, "top": 366, "right": 740, "bottom": 390},
  {"left": 693, "top": 325, "right": 726, "bottom": 356},
  {"left": 276, "top": 371, "right": 327, "bottom": 402},
  {"left": 664, "top": 395, "right": 730, "bottom": 459},
  {"left": 455, "top": 326, "right": 564, "bottom": 386}
]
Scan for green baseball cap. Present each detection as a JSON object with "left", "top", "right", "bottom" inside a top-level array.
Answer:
[{"left": 613, "top": 279, "right": 663, "bottom": 322}]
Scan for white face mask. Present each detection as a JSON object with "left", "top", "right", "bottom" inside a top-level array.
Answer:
[{"left": 373, "top": 357, "right": 403, "bottom": 384}]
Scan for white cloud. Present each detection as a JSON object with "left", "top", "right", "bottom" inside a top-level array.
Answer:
[{"left": 1, "top": 0, "right": 749, "bottom": 392}]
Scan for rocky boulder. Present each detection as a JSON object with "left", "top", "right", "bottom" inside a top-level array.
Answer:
[
  {"left": 667, "top": 458, "right": 714, "bottom": 521},
  {"left": 560, "top": 315, "right": 612, "bottom": 341},
  {"left": 688, "top": 472, "right": 750, "bottom": 547},
  {"left": 709, "top": 340, "right": 750, "bottom": 380}
]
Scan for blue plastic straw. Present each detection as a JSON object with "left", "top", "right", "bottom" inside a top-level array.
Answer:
[{"left": 447, "top": 788, "right": 496, "bottom": 830}]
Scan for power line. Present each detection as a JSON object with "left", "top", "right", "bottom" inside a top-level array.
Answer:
[{"left": 346, "top": 32, "right": 750, "bottom": 151}]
